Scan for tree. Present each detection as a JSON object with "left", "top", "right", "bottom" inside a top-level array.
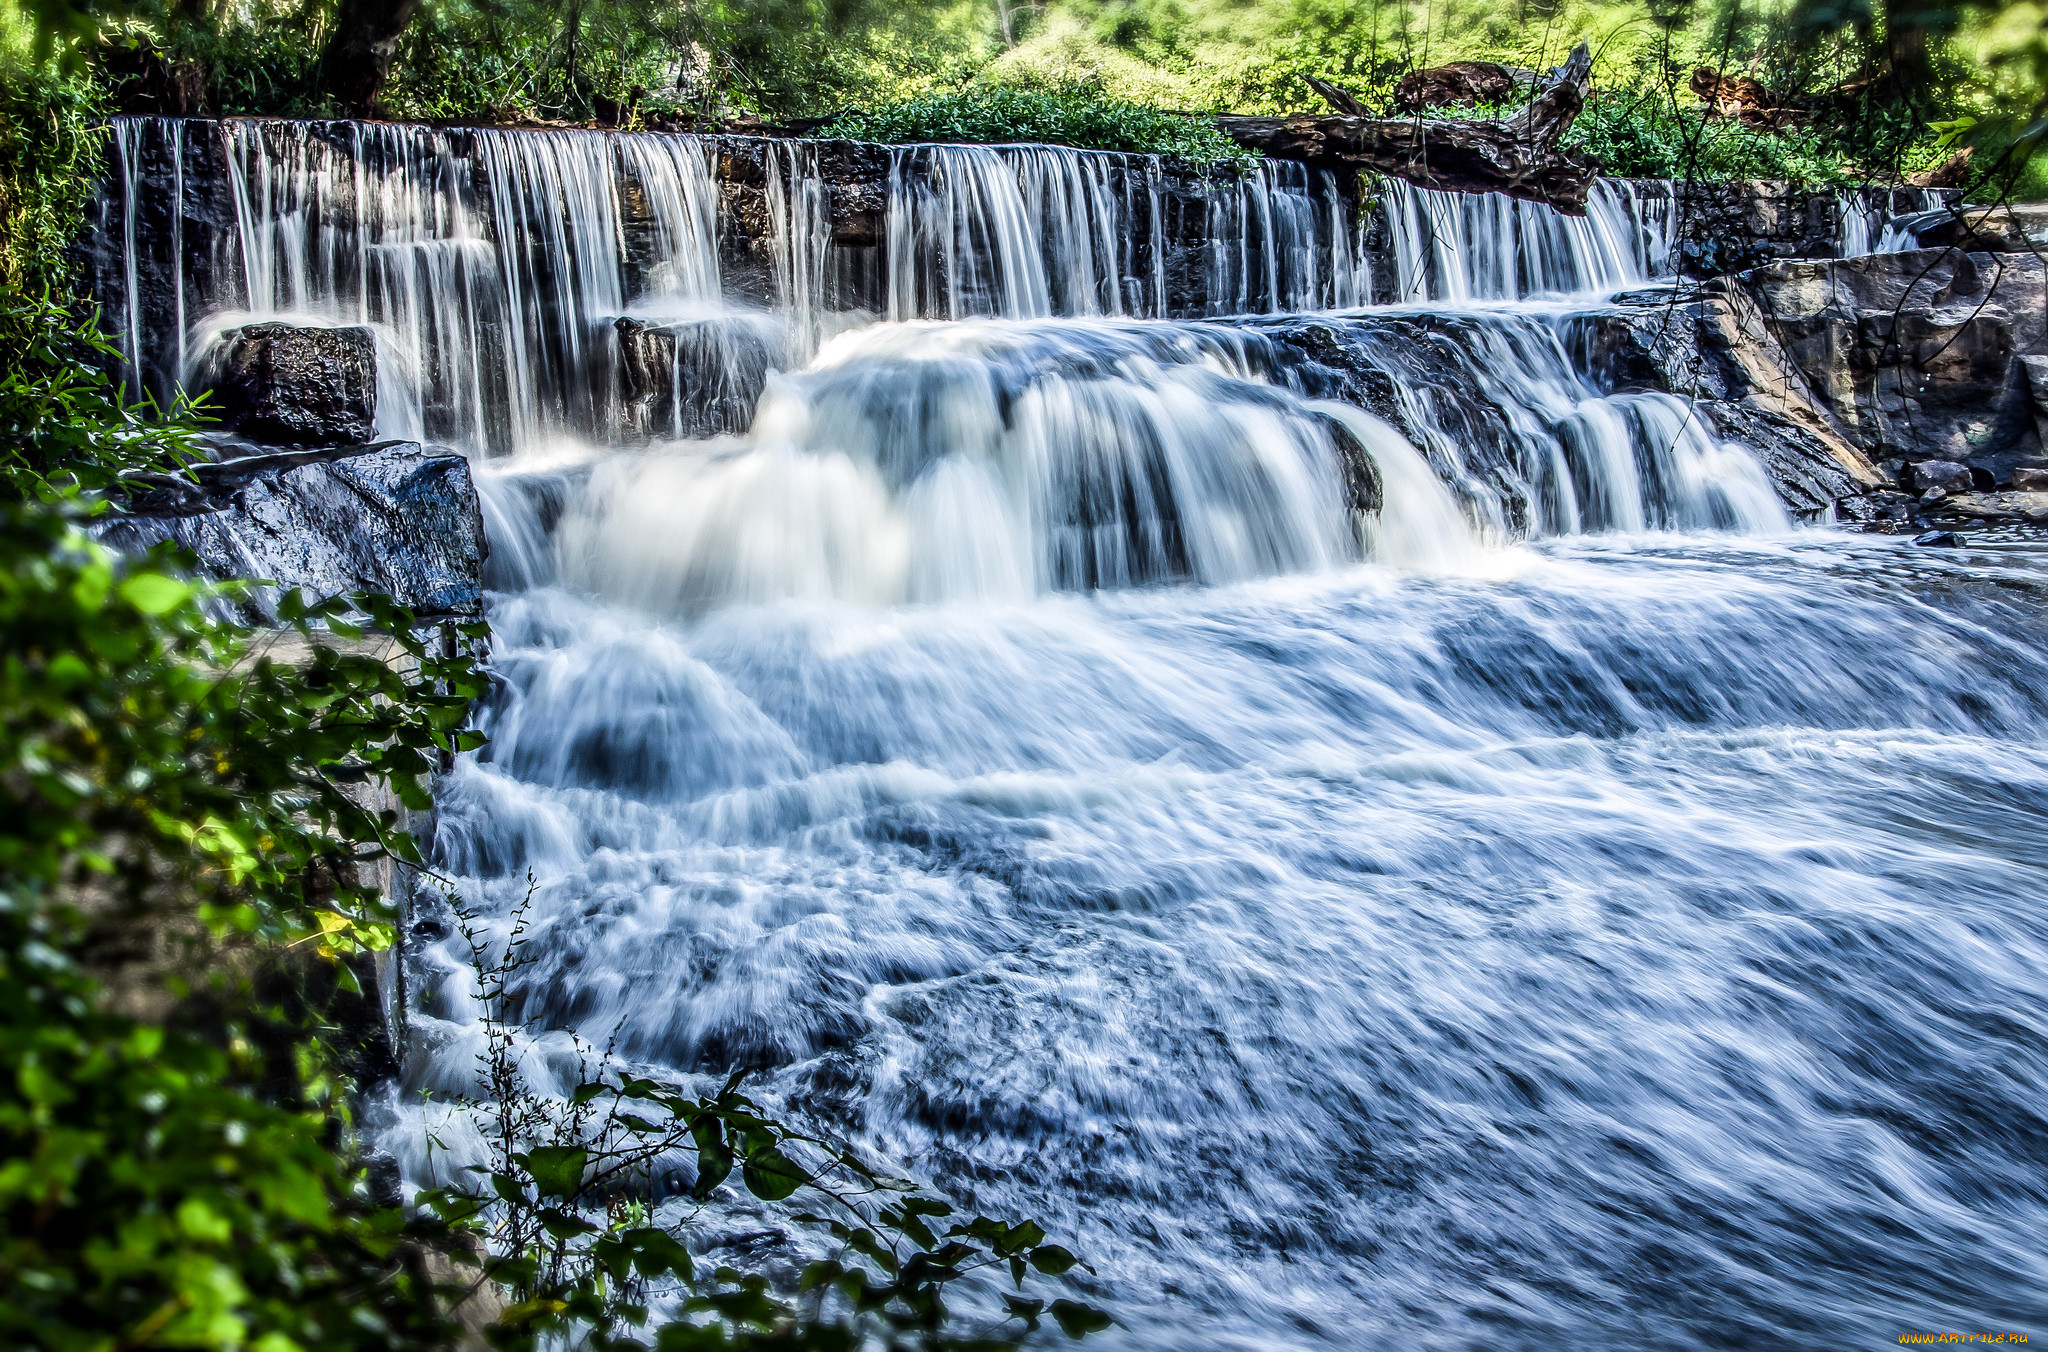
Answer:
[{"left": 315, "top": 0, "right": 425, "bottom": 114}]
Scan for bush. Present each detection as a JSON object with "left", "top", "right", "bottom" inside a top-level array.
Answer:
[
  {"left": 823, "top": 83, "right": 1255, "bottom": 161},
  {"left": 0, "top": 482, "right": 489, "bottom": 1349},
  {"left": 0, "top": 52, "right": 101, "bottom": 320},
  {"left": 1564, "top": 89, "right": 1859, "bottom": 184}
]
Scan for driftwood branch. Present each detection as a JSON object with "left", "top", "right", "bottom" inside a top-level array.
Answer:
[{"left": 1216, "top": 42, "right": 1601, "bottom": 214}]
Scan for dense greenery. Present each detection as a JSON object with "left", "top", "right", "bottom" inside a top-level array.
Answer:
[
  {"left": 8, "top": 0, "right": 2041, "bottom": 188},
  {"left": 826, "top": 84, "right": 1255, "bottom": 159},
  {"left": 1558, "top": 85, "right": 1952, "bottom": 184},
  {"left": 0, "top": 280, "right": 484, "bottom": 1349}
]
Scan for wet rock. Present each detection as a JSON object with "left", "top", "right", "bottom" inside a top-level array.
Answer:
[
  {"left": 96, "top": 441, "right": 486, "bottom": 622},
  {"left": 615, "top": 315, "right": 779, "bottom": 439},
  {"left": 1624, "top": 180, "right": 1952, "bottom": 278},
  {"left": 1909, "top": 206, "right": 2034, "bottom": 253},
  {"left": 207, "top": 321, "right": 377, "bottom": 446},
  {"left": 2013, "top": 466, "right": 2048, "bottom": 492},
  {"left": 1581, "top": 285, "right": 1884, "bottom": 520},
  {"left": 1929, "top": 490, "right": 2048, "bottom": 524},
  {"left": 1736, "top": 249, "right": 2047, "bottom": 479},
  {"left": 1912, "top": 460, "right": 1973, "bottom": 496},
  {"left": 1913, "top": 530, "right": 1964, "bottom": 546}
]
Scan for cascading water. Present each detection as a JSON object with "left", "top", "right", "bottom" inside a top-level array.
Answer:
[
  {"left": 99, "top": 117, "right": 1373, "bottom": 451},
  {"left": 92, "top": 116, "right": 2048, "bottom": 1348},
  {"left": 883, "top": 145, "right": 1366, "bottom": 321},
  {"left": 1835, "top": 186, "right": 1952, "bottom": 256},
  {"left": 1377, "top": 177, "right": 1675, "bottom": 301}
]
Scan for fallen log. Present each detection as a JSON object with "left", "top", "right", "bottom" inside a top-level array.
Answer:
[
  {"left": 1688, "top": 66, "right": 1812, "bottom": 131},
  {"left": 1390, "top": 60, "right": 1539, "bottom": 114},
  {"left": 1216, "top": 42, "right": 1600, "bottom": 214}
]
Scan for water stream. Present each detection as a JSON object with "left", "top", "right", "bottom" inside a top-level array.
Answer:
[{"left": 96, "top": 118, "right": 2048, "bottom": 1348}]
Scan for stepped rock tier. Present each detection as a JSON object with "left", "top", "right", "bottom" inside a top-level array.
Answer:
[{"left": 81, "top": 116, "right": 2048, "bottom": 1351}]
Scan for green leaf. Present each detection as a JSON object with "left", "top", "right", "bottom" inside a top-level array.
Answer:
[
  {"left": 622, "top": 1227, "right": 694, "bottom": 1281},
  {"left": 538, "top": 1207, "right": 599, "bottom": 1240},
  {"left": 1029, "top": 1244, "right": 1078, "bottom": 1275},
  {"left": 1003, "top": 1295, "right": 1046, "bottom": 1330},
  {"left": 741, "top": 1147, "right": 808, "bottom": 1202},
  {"left": 117, "top": 572, "right": 192, "bottom": 615},
  {"left": 1051, "top": 1299, "right": 1113, "bottom": 1338},
  {"left": 519, "top": 1145, "right": 587, "bottom": 1199}
]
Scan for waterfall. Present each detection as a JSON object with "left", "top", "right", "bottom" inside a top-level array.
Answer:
[
  {"left": 486, "top": 308, "right": 1783, "bottom": 627},
  {"left": 1834, "top": 186, "right": 1952, "bottom": 255},
  {"left": 1379, "top": 177, "right": 1675, "bottom": 301},
  {"left": 1202, "top": 160, "right": 1369, "bottom": 315},
  {"left": 97, "top": 117, "right": 2048, "bottom": 1352},
  {"left": 881, "top": 145, "right": 1365, "bottom": 321},
  {"left": 100, "top": 118, "right": 1377, "bottom": 452}
]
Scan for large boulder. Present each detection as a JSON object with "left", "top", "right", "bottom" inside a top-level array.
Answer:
[
  {"left": 207, "top": 321, "right": 377, "bottom": 446},
  {"left": 1579, "top": 284, "right": 1886, "bottom": 521},
  {"left": 1735, "top": 249, "right": 2048, "bottom": 483},
  {"left": 97, "top": 441, "right": 486, "bottom": 623}
]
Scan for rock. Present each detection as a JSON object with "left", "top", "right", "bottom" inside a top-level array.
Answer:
[
  {"left": 1929, "top": 490, "right": 2048, "bottom": 524},
  {"left": 206, "top": 322, "right": 378, "bottom": 446},
  {"left": 1914, "top": 530, "right": 1964, "bottom": 546},
  {"left": 2013, "top": 466, "right": 2048, "bottom": 492},
  {"left": 96, "top": 441, "right": 486, "bottom": 622},
  {"left": 615, "top": 315, "right": 779, "bottom": 439},
  {"left": 2020, "top": 355, "right": 2048, "bottom": 452},
  {"left": 1579, "top": 284, "right": 1884, "bottom": 520},
  {"left": 1736, "top": 249, "right": 2047, "bottom": 479},
  {"left": 1909, "top": 206, "right": 2033, "bottom": 253},
  {"left": 1912, "top": 460, "right": 1973, "bottom": 496},
  {"left": 1391, "top": 61, "right": 1533, "bottom": 113}
]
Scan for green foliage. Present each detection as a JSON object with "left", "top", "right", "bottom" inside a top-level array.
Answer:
[
  {"left": 377, "top": 0, "right": 992, "bottom": 124},
  {"left": 824, "top": 83, "right": 1255, "bottom": 160},
  {"left": 163, "top": 8, "right": 324, "bottom": 117},
  {"left": 0, "top": 468, "right": 492, "bottom": 1347},
  {"left": 0, "top": 43, "right": 102, "bottom": 355},
  {"left": 0, "top": 295, "right": 203, "bottom": 497},
  {"left": 407, "top": 893, "right": 1111, "bottom": 1350},
  {"left": 1562, "top": 88, "right": 1862, "bottom": 182}
]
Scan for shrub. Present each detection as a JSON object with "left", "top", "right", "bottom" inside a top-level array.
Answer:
[
  {"left": 0, "top": 481, "right": 489, "bottom": 1349},
  {"left": 1565, "top": 89, "right": 1857, "bottom": 183}
]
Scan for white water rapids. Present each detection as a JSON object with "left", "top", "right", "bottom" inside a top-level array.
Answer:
[{"left": 98, "top": 119, "right": 2048, "bottom": 1347}]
